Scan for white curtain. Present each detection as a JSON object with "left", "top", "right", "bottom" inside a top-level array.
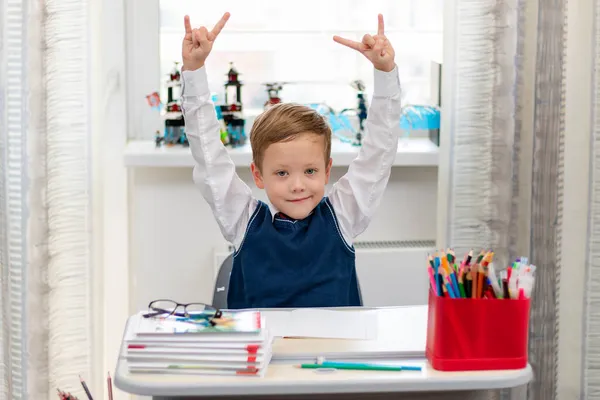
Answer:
[
  {"left": 584, "top": 0, "right": 600, "bottom": 395},
  {"left": 446, "top": 0, "right": 519, "bottom": 266},
  {"left": 0, "top": 0, "right": 93, "bottom": 397},
  {"left": 1, "top": 0, "right": 29, "bottom": 396},
  {"left": 442, "top": 0, "right": 564, "bottom": 398}
]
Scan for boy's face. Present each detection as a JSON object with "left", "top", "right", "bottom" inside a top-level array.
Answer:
[{"left": 251, "top": 132, "right": 332, "bottom": 220}]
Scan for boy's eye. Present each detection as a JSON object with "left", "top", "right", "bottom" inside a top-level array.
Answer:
[
  {"left": 276, "top": 171, "right": 288, "bottom": 177},
  {"left": 305, "top": 168, "right": 316, "bottom": 175}
]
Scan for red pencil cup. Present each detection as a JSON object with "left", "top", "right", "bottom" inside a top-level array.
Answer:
[{"left": 425, "top": 290, "right": 530, "bottom": 371}]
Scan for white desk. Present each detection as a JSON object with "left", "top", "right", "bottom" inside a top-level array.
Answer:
[{"left": 114, "top": 306, "right": 533, "bottom": 400}]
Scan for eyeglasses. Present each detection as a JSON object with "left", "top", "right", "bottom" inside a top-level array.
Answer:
[{"left": 143, "top": 299, "right": 222, "bottom": 322}]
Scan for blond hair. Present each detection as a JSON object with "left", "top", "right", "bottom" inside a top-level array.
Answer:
[{"left": 250, "top": 103, "right": 331, "bottom": 170}]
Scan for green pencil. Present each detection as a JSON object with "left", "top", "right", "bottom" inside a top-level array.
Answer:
[{"left": 297, "top": 362, "right": 421, "bottom": 372}]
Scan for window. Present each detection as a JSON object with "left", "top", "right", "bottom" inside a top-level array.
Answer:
[{"left": 158, "top": 0, "right": 443, "bottom": 116}]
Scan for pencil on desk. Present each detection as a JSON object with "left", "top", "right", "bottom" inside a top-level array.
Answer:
[
  {"left": 79, "top": 375, "right": 93, "bottom": 400},
  {"left": 57, "top": 389, "right": 79, "bottom": 400},
  {"left": 321, "top": 361, "right": 422, "bottom": 371},
  {"left": 107, "top": 372, "right": 114, "bottom": 400},
  {"left": 296, "top": 362, "right": 422, "bottom": 372}
]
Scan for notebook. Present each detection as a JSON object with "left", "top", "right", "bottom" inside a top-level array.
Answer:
[
  {"left": 124, "top": 310, "right": 272, "bottom": 377},
  {"left": 131, "top": 310, "right": 268, "bottom": 342}
]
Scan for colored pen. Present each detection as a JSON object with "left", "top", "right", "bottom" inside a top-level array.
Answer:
[
  {"left": 434, "top": 257, "right": 442, "bottom": 296},
  {"left": 471, "top": 262, "right": 478, "bottom": 298},
  {"left": 427, "top": 250, "right": 535, "bottom": 300},
  {"left": 464, "top": 264, "right": 472, "bottom": 297},
  {"left": 427, "top": 266, "right": 437, "bottom": 294},
  {"left": 107, "top": 372, "right": 114, "bottom": 400},
  {"left": 438, "top": 274, "right": 447, "bottom": 297},
  {"left": 457, "top": 265, "right": 466, "bottom": 298},
  {"left": 449, "top": 269, "right": 461, "bottom": 297},
  {"left": 447, "top": 249, "right": 456, "bottom": 265},
  {"left": 79, "top": 376, "right": 93, "bottom": 400},
  {"left": 428, "top": 254, "right": 435, "bottom": 269},
  {"left": 466, "top": 249, "right": 473, "bottom": 265},
  {"left": 428, "top": 255, "right": 439, "bottom": 295},
  {"left": 441, "top": 269, "right": 456, "bottom": 298},
  {"left": 440, "top": 254, "right": 459, "bottom": 298}
]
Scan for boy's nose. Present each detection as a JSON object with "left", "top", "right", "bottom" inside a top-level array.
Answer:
[{"left": 291, "top": 177, "right": 305, "bottom": 192}]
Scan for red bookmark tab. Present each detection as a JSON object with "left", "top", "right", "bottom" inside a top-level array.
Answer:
[
  {"left": 247, "top": 356, "right": 257, "bottom": 363},
  {"left": 236, "top": 369, "right": 259, "bottom": 375},
  {"left": 246, "top": 344, "right": 259, "bottom": 353},
  {"left": 128, "top": 345, "right": 145, "bottom": 349},
  {"left": 255, "top": 312, "right": 261, "bottom": 328}
]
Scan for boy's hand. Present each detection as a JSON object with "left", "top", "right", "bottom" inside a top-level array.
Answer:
[
  {"left": 182, "top": 12, "right": 230, "bottom": 72},
  {"left": 333, "top": 14, "right": 395, "bottom": 72}
]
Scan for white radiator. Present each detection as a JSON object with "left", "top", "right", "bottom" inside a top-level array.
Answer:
[
  {"left": 354, "top": 240, "right": 435, "bottom": 307},
  {"left": 213, "top": 240, "right": 435, "bottom": 307}
]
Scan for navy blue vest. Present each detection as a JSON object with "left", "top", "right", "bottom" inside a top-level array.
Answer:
[{"left": 227, "top": 197, "right": 361, "bottom": 309}]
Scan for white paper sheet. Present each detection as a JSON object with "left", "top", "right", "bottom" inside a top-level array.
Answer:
[{"left": 262, "top": 309, "right": 378, "bottom": 340}]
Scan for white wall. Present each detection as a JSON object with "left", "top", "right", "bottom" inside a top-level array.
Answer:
[
  {"left": 96, "top": 3, "right": 440, "bottom": 399},
  {"left": 92, "top": 0, "right": 130, "bottom": 399},
  {"left": 128, "top": 166, "right": 438, "bottom": 311}
]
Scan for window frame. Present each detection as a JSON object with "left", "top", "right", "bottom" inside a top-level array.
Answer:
[{"left": 126, "top": 0, "right": 444, "bottom": 140}]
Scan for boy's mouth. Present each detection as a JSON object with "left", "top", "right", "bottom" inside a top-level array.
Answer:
[{"left": 288, "top": 196, "right": 311, "bottom": 203}]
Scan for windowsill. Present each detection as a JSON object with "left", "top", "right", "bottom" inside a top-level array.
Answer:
[{"left": 123, "top": 137, "right": 439, "bottom": 168}]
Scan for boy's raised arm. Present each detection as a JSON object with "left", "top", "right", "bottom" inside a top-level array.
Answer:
[
  {"left": 182, "top": 14, "right": 256, "bottom": 247},
  {"left": 328, "top": 14, "right": 402, "bottom": 243}
]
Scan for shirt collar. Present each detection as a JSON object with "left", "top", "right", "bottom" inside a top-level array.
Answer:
[{"left": 268, "top": 203, "right": 313, "bottom": 222}]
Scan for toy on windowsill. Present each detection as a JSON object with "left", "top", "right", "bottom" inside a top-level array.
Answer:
[
  {"left": 263, "top": 82, "right": 286, "bottom": 110},
  {"left": 400, "top": 105, "right": 441, "bottom": 145},
  {"left": 308, "top": 103, "right": 356, "bottom": 145},
  {"left": 155, "top": 130, "right": 163, "bottom": 147},
  {"left": 339, "top": 80, "right": 368, "bottom": 146},
  {"left": 218, "top": 62, "right": 246, "bottom": 147},
  {"left": 164, "top": 62, "right": 188, "bottom": 146},
  {"left": 212, "top": 94, "right": 230, "bottom": 146},
  {"left": 149, "top": 61, "right": 188, "bottom": 148}
]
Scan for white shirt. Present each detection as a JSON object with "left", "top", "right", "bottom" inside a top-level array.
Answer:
[{"left": 181, "top": 66, "right": 402, "bottom": 250}]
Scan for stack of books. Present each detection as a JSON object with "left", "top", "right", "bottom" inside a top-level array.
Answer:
[{"left": 123, "top": 310, "right": 272, "bottom": 377}]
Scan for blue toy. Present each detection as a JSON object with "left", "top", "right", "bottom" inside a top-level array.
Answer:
[{"left": 400, "top": 105, "right": 441, "bottom": 141}]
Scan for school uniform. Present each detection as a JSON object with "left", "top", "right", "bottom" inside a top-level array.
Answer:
[{"left": 181, "top": 65, "right": 402, "bottom": 309}]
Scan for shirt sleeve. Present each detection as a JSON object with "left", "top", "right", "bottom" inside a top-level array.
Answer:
[
  {"left": 181, "top": 66, "right": 257, "bottom": 249},
  {"left": 328, "top": 66, "right": 402, "bottom": 245}
]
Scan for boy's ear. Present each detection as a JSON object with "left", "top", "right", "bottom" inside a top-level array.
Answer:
[
  {"left": 325, "top": 158, "right": 333, "bottom": 184},
  {"left": 251, "top": 162, "right": 265, "bottom": 189}
]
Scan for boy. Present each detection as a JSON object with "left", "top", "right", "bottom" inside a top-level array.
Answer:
[{"left": 181, "top": 12, "right": 402, "bottom": 309}]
